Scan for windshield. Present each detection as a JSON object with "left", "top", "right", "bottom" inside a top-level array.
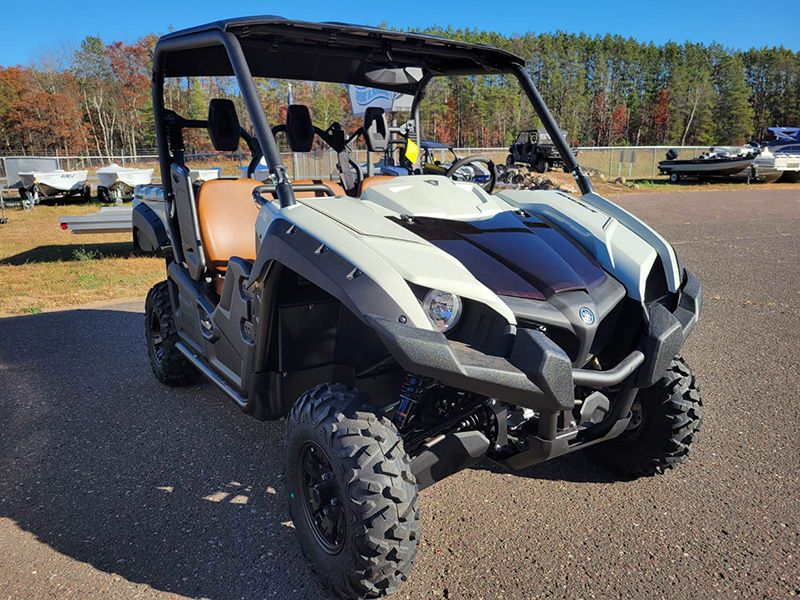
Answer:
[{"left": 155, "top": 36, "right": 588, "bottom": 205}]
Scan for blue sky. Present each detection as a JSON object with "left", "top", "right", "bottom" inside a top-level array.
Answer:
[{"left": 1, "top": 0, "right": 798, "bottom": 66}]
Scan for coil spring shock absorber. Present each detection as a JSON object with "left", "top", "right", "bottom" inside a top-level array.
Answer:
[
  {"left": 164, "top": 112, "right": 185, "bottom": 162},
  {"left": 394, "top": 374, "right": 430, "bottom": 429},
  {"left": 456, "top": 412, "right": 481, "bottom": 431},
  {"left": 166, "top": 122, "right": 184, "bottom": 153}
]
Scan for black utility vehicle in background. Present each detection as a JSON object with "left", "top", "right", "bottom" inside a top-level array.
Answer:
[{"left": 506, "top": 128, "right": 572, "bottom": 172}]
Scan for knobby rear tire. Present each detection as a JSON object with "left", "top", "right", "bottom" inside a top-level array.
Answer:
[{"left": 144, "top": 281, "right": 199, "bottom": 387}]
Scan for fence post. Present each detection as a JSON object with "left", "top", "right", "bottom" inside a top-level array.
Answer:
[
  {"left": 651, "top": 148, "right": 657, "bottom": 178},
  {"left": 629, "top": 149, "right": 635, "bottom": 179}
]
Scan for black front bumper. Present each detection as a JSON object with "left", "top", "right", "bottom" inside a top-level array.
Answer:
[
  {"left": 368, "top": 270, "right": 702, "bottom": 414},
  {"left": 637, "top": 269, "right": 702, "bottom": 386}
]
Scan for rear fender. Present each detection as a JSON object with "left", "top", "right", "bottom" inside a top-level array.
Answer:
[{"left": 132, "top": 202, "right": 169, "bottom": 252}]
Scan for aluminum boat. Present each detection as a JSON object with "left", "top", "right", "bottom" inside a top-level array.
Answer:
[
  {"left": 18, "top": 169, "right": 89, "bottom": 202},
  {"left": 96, "top": 163, "right": 154, "bottom": 203}
]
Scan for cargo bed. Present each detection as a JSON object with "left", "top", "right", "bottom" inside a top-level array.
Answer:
[
  {"left": 59, "top": 206, "right": 133, "bottom": 234},
  {"left": 59, "top": 184, "right": 166, "bottom": 236}
]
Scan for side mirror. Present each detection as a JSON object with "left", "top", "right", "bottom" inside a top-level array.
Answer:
[{"left": 363, "top": 107, "right": 388, "bottom": 153}]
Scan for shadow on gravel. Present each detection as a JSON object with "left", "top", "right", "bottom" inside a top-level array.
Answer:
[
  {"left": 475, "top": 452, "right": 623, "bottom": 484},
  {"left": 1, "top": 242, "right": 136, "bottom": 265},
  {"left": 0, "top": 308, "right": 331, "bottom": 599},
  {"left": 0, "top": 307, "right": 625, "bottom": 599}
]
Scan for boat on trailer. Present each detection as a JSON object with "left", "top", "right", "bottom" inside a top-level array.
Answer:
[
  {"left": 658, "top": 147, "right": 757, "bottom": 182},
  {"left": 189, "top": 167, "right": 221, "bottom": 183},
  {"left": 756, "top": 127, "right": 800, "bottom": 182},
  {"left": 17, "top": 169, "right": 90, "bottom": 203},
  {"left": 749, "top": 148, "right": 796, "bottom": 183},
  {"left": 96, "top": 163, "right": 154, "bottom": 203}
]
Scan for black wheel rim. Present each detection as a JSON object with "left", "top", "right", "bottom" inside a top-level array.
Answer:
[
  {"left": 149, "top": 311, "right": 165, "bottom": 363},
  {"left": 297, "top": 442, "right": 345, "bottom": 554},
  {"left": 620, "top": 398, "right": 645, "bottom": 441}
]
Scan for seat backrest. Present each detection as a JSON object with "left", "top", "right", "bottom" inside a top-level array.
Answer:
[
  {"left": 359, "top": 175, "right": 396, "bottom": 194},
  {"left": 363, "top": 107, "right": 388, "bottom": 152},
  {"left": 196, "top": 178, "right": 261, "bottom": 272}
]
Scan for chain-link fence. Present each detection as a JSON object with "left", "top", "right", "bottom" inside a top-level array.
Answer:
[
  {"left": 0, "top": 151, "right": 365, "bottom": 185},
  {"left": 416, "top": 146, "right": 711, "bottom": 180},
  {"left": 574, "top": 146, "right": 708, "bottom": 180},
  {"left": 0, "top": 146, "right": 713, "bottom": 187},
  {"left": 454, "top": 146, "right": 711, "bottom": 180}
]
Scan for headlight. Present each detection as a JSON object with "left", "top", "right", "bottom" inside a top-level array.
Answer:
[{"left": 421, "top": 289, "right": 462, "bottom": 332}]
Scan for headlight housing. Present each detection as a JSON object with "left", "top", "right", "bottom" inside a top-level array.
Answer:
[{"left": 421, "top": 289, "right": 462, "bottom": 333}]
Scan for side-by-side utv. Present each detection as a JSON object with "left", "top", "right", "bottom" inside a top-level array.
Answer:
[{"left": 137, "top": 17, "right": 703, "bottom": 599}]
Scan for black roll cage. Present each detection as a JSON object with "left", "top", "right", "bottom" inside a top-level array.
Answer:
[{"left": 152, "top": 19, "right": 592, "bottom": 265}]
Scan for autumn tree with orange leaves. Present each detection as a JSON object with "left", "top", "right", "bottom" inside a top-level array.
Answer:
[
  {"left": 0, "top": 66, "right": 86, "bottom": 154},
  {"left": 0, "top": 28, "right": 797, "bottom": 154}
]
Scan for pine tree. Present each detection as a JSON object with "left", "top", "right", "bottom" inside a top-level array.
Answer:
[
  {"left": 713, "top": 53, "right": 754, "bottom": 144},
  {"left": 2, "top": 27, "right": 798, "bottom": 153},
  {"left": 666, "top": 43, "right": 714, "bottom": 146}
]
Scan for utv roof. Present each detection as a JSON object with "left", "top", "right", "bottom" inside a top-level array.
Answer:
[
  {"left": 155, "top": 16, "right": 525, "bottom": 93},
  {"left": 767, "top": 127, "right": 800, "bottom": 141},
  {"left": 420, "top": 140, "right": 453, "bottom": 149}
]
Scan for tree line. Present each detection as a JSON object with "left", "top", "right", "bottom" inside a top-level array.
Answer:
[{"left": 0, "top": 27, "right": 797, "bottom": 156}]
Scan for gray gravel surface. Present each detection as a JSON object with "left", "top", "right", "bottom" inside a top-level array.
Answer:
[{"left": 1, "top": 188, "right": 798, "bottom": 599}]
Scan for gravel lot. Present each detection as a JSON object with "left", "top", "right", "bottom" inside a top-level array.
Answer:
[{"left": 0, "top": 189, "right": 798, "bottom": 599}]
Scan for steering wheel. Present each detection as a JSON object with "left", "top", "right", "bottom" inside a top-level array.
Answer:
[{"left": 445, "top": 155, "right": 497, "bottom": 193}]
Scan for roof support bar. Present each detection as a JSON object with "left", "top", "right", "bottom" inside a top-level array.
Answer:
[
  {"left": 512, "top": 64, "right": 593, "bottom": 196},
  {"left": 220, "top": 31, "right": 296, "bottom": 208}
]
